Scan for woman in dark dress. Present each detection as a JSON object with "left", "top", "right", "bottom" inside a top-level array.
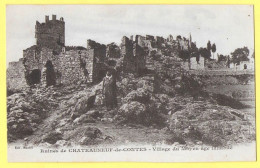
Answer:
[{"left": 102, "top": 70, "right": 117, "bottom": 110}]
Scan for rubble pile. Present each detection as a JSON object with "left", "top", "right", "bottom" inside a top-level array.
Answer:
[
  {"left": 168, "top": 102, "right": 255, "bottom": 146},
  {"left": 7, "top": 35, "right": 255, "bottom": 148},
  {"left": 7, "top": 85, "right": 65, "bottom": 141}
]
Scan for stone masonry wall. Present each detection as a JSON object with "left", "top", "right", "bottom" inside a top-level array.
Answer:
[
  {"left": 7, "top": 14, "right": 196, "bottom": 89},
  {"left": 23, "top": 45, "right": 42, "bottom": 71},
  {"left": 120, "top": 35, "right": 146, "bottom": 74},
  {"left": 35, "top": 15, "right": 65, "bottom": 52},
  {"left": 87, "top": 40, "right": 107, "bottom": 83},
  {"left": 121, "top": 36, "right": 135, "bottom": 72},
  {"left": 7, "top": 58, "right": 27, "bottom": 90},
  {"left": 23, "top": 46, "right": 59, "bottom": 73},
  {"left": 58, "top": 49, "right": 91, "bottom": 84},
  {"left": 106, "top": 43, "right": 121, "bottom": 58}
]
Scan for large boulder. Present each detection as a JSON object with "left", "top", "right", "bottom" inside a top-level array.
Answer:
[
  {"left": 123, "top": 88, "right": 151, "bottom": 104},
  {"left": 68, "top": 82, "right": 104, "bottom": 118},
  {"left": 8, "top": 117, "right": 33, "bottom": 141},
  {"left": 7, "top": 93, "right": 38, "bottom": 141},
  {"left": 168, "top": 102, "right": 254, "bottom": 146},
  {"left": 117, "top": 100, "right": 167, "bottom": 127},
  {"left": 136, "top": 78, "right": 154, "bottom": 92},
  {"left": 117, "top": 74, "right": 137, "bottom": 96},
  {"left": 69, "top": 91, "right": 97, "bottom": 118},
  {"left": 118, "top": 101, "right": 146, "bottom": 123}
]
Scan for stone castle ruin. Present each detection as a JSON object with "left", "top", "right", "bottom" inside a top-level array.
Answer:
[
  {"left": 7, "top": 15, "right": 191, "bottom": 90},
  {"left": 6, "top": 15, "right": 256, "bottom": 151}
]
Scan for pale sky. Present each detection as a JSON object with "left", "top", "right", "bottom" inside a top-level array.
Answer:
[{"left": 6, "top": 5, "right": 254, "bottom": 66}]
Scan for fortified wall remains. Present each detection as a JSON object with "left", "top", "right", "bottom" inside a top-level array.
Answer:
[{"left": 7, "top": 15, "right": 191, "bottom": 90}]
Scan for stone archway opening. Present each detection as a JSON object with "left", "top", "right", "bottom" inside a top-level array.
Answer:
[
  {"left": 45, "top": 60, "right": 56, "bottom": 86},
  {"left": 27, "top": 69, "right": 41, "bottom": 85}
]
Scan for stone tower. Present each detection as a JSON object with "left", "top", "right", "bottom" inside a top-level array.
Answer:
[{"left": 35, "top": 15, "right": 65, "bottom": 53}]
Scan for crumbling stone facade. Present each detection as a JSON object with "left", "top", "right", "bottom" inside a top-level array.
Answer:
[
  {"left": 21, "top": 15, "right": 65, "bottom": 87},
  {"left": 86, "top": 40, "right": 107, "bottom": 83},
  {"left": 35, "top": 15, "right": 65, "bottom": 53},
  {"left": 7, "top": 15, "right": 194, "bottom": 89},
  {"left": 106, "top": 43, "right": 121, "bottom": 58},
  {"left": 120, "top": 36, "right": 146, "bottom": 74},
  {"left": 7, "top": 58, "right": 27, "bottom": 89},
  {"left": 58, "top": 49, "right": 89, "bottom": 84}
]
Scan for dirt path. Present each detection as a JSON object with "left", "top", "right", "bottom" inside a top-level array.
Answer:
[{"left": 23, "top": 89, "right": 77, "bottom": 145}]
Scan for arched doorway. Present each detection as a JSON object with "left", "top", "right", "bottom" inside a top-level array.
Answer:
[
  {"left": 45, "top": 60, "right": 56, "bottom": 86},
  {"left": 28, "top": 69, "right": 41, "bottom": 85}
]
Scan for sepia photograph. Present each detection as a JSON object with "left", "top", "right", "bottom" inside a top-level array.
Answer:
[{"left": 6, "top": 5, "right": 255, "bottom": 162}]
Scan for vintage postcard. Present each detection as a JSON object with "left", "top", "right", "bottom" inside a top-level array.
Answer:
[{"left": 6, "top": 5, "right": 255, "bottom": 162}]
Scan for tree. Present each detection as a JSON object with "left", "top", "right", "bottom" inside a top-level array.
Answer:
[
  {"left": 190, "top": 42, "right": 199, "bottom": 62},
  {"left": 226, "top": 55, "right": 231, "bottom": 68},
  {"left": 211, "top": 43, "right": 216, "bottom": 59},
  {"left": 217, "top": 54, "right": 226, "bottom": 62},
  {"left": 231, "top": 47, "right": 250, "bottom": 65},
  {"left": 199, "top": 47, "right": 211, "bottom": 59},
  {"left": 207, "top": 41, "right": 211, "bottom": 51}
]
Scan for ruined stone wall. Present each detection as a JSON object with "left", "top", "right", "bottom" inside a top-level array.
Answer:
[
  {"left": 87, "top": 40, "right": 107, "bottom": 83},
  {"left": 21, "top": 15, "right": 66, "bottom": 86},
  {"left": 135, "top": 35, "right": 154, "bottom": 49},
  {"left": 83, "top": 50, "right": 94, "bottom": 81},
  {"left": 121, "top": 36, "right": 135, "bottom": 72},
  {"left": 121, "top": 36, "right": 146, "bottom": 73},
  {"left": 106, "top": 43, "right": 121, "bottom": 58},
  {"left": 136, "top": 35, "right": 146, "bottom": 47},
  {"left": 35, "top": 15, "right": 65, "bottom": 52},
  {"left": 133, "top": 42, "right": 146, "bottom": 74},
  {"left": 23, "top": 46, "right": 58, "bottom": 72},
  {"left": 58, "top": 49, "right": 91, "bottom": 84},
  {"left": 40, "top": 47, "right": 60, "bottom": 69},
  {"left": 7, "top": 15, "right": 110, "bottom": 88},
  {"left": 155, "top": 36, "right": 166, "bottom": 48},
  {"left": 146, "top": 35, "right": 155, "bottom": 41},
  {"left": 21, "top": 41, "right": 106, "bottom": 86},
  {"left": 9, "top": 14, "right": 197, "bottom": 88},
  {"left": 23, "top": 45, "right": 42, "bottom": 70},
  {"left": 167, "top": 35, "right": 174, "bottom": 42},
  {"left": 22, "top": 46, "right": 61, "bottom": 85},
  {"left": 7, "top": 59, "right": 27, "bottom": 90}
]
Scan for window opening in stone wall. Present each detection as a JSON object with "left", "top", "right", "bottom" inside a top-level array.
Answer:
[{"left": 29, "top": 69, "right": 41, "bottom": 85}]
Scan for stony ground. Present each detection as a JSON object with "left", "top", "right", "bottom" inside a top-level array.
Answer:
[
  {"left": 7, "top": 77, "right": 255, "bottom": 148},
  {"left": 7, "top": 52, "right": 256, "bottom": 148}
]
